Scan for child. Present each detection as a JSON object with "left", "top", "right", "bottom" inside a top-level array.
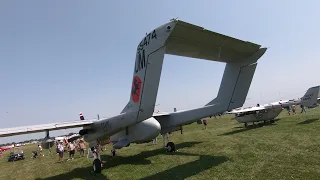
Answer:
[
  {"left": 38, "top": 144, "right": 44, "bottom": 156},
  {"left": 291, "top": 105, "right": 296, "bottom": 115}
]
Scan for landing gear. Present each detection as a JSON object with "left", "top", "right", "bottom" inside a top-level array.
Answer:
[
  {"left": 162, "top": 133, "right": 176, "bottom": 152},
  {"left": 93, "top": 158, "right": 102, "bottom": 173},
  {"left": 270, "top": 119, "right": 275, "bottom": 124},
  {"left": 166, "top": 142, "right": 176, "bottom": 152},
  {"left": 90, "top": 146, "right": 102, "bottom": 174},
  {"left": 244, "top": 123, "right": 248, "bottom": 127}
]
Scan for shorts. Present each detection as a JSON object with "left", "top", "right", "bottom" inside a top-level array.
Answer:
[
  {"left": 69, "top": 150, "right": 75, "bottom": 155},
  {"left": 79, "top": 149, "right": 84, "bottom": 153},
  {"left": 59, "top": 151, "right": 63, "bottom": 158}
]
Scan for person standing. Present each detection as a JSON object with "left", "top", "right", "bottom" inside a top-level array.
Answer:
[
  {"left": 291, "top": 105, "right": 296, "bottom": 115},
  {"left": 78, "top": 140, "right": 86, "bottom": 157},
  {"left": 38, "top": 144, "right": 44, "bottom": 156},
  {"left": 300, "top": 104, "right": 307, "bottom": 113},
  {"left": 57, "top": 141, "right": 64, "bottom": 162},
  {"left": 203, "top": 119, "right": 208, "bottom": 129},
  {"left": 67, "top": 141, "right": 75, "bottom": 161},
  {"left": 152, "top": 136, "right": 158, "bottom": 145},
  {"left": 285, "top": 105, "right": 291, "bottom": 115}
]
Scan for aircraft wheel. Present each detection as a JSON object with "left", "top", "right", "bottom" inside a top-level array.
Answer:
[
  {"left": 166, "top": 142, "right": 176, "bottom": 152},
  {"left": 93, "top": 159, "right": 102, "bottom": 173},
  {"left": 244, "top": 123, "right": 248, "bottom": 127}
]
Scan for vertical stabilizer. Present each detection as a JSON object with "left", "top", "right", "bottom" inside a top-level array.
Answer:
[
  {"left": 121, "top": 22, "right": 176, "bottom": 123},
  {"left": 300, "top": 86, "right": 320, "bottom": 106},
  {"left": 120, "top": 19, "right": 267, "bottom": 124},
  {"left": 206, "top": 48, "right": 267, "bottom": 111}
]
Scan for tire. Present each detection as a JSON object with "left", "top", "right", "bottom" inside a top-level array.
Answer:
[
  {"left": 93, "top": 159, "right": 102, "bottom": 173},
  {"left": 166, "top": 142, "right": 176, "bottom": 152}
]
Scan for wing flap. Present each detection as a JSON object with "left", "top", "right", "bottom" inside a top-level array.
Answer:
[{"left": 0, "top": 120, "right": 95, "bottom": 137}]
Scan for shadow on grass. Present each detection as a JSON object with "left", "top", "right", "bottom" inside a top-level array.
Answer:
[
  {"left": 35, "top": 141, "right": 203, "bottom": 180},
  {"left": 35, "top": 166, "right": 107, "bottom": 180},
  {"left": 296, "top": 118, "right": 319, "bottom": 125},
  {"left": 140, "top": 155, "right": 228, "bottom": 180},
  {"left": 220, "top": 122, "right": 278, "bottom": 136}
]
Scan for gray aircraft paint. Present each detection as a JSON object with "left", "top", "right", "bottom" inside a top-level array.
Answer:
[{"left": 0, "top": 20, "right": 267, "bottom": 150}]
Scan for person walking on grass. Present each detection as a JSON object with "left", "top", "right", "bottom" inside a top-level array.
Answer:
[
  {"left": 57, "top": 141, "right": 64, "bottom": 162},
  {"left": 203, "top": 119, "right": 208, "bottom": 129},
  {"left": 38, "top": 144, "right": 44, "bottom": 156},
  {"left": 78, "top": 140, "right": 86, "bottom": 157},
  {"left": 291, "top": 105, "right": 296, "bottom": 115},
  {"left": 67, "top": 141, "right": 75, "bottom": 161},
  {"left": 300, "top": 104, "right": 307, "bottom": 113}
]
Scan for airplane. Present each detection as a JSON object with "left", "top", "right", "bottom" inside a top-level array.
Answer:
[
  {"left": 306, "top": 97, "right": 320, "bottom": 108},
  {"left": 230, "top": 86, "right": 320, "bottom": 127},
  {"left": 0, "top": 19, "right": 267, "bottom": 173}
]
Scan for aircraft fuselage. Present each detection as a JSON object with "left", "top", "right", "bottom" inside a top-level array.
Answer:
[{"left": 234, "top": 107, "right": 283, "bottom": 123}]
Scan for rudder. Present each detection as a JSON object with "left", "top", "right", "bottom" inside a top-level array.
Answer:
[
  {"left": 206, "top": 48, "right": 267, "bottom": 111},
  {"left": 300, "top": 86, "right": 320, "bottom": 106}
]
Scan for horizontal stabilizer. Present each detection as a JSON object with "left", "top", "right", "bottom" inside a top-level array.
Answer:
[{"left": 165, "top": 20, "right": 262, "bottom": 63}]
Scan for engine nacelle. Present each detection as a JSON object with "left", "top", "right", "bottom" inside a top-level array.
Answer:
[
  {"left": 110, "top": 117, "right": 161, "bottom": 144},
  {"left": 82, "top": 117, "right": 161, "bottom": 148}
]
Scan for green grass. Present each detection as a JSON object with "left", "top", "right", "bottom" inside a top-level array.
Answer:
[{"left": 1, "top": 106, "right": 320, "bottom": 180}]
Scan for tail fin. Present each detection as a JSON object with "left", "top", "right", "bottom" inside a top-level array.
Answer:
[
  {"left": 79, "top": 112, "right": 85, "bottom": 120},
  {"left": 206, "top": 48, "right": 267, "bottom": 111},
  {"left": 300, "top": 86, "right": 320, "bottom": 106},
  {"left": 120, "top": 27, "right": 170, "bottom": 122},
  {"left": 121, "top": 19, "right": 267, "bottom": 123}
]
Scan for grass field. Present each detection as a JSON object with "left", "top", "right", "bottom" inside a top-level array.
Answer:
[{"left": 1, "top": 106, "right": 320, "bottom": 180}]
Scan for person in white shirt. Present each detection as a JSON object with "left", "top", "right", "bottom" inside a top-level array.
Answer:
[
  {"left": 67, "top": 141, "right": 75, "bottom": 161},
  {"left": 57, "top": 141, "right": 64, "bottom": 162},
  {"left": 38, "top": 144, "right": 44, "bottom": 156}
]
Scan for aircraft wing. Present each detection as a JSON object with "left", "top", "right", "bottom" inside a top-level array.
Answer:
[
  {"left": 230, "top": 106, "right": 266, "bottom": 114},
  {"left": 0, "top": 120, "right": 95, "bottom": 137},
  {"left": 152, "top": 112, "right": 171, "bottom": 117}
]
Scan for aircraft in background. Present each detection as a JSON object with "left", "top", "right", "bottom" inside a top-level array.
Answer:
[
  {"left": 230, "top": 86, "right": 320, "bottom": 127},
  {"left": 0, "top": 19, "right": 267, "bottom": 173},
  {"left": 306, "top": 98, "right": 320, "bottom": 108}
]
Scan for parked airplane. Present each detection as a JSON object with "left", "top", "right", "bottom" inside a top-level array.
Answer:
[
  {"left": 0, "top": 19, "right": 267, "bottom": 173},
  {"left": 230, "top": 86, "right": 320, "bottom": 127}
]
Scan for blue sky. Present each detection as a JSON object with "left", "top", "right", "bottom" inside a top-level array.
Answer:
[{"left": 1, "top": 0, "right": 319, "bottom": 144}]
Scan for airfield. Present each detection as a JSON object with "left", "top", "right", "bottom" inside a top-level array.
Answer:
[{"left": 1, "top": 106, "right": 320, "bottom": 180}]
